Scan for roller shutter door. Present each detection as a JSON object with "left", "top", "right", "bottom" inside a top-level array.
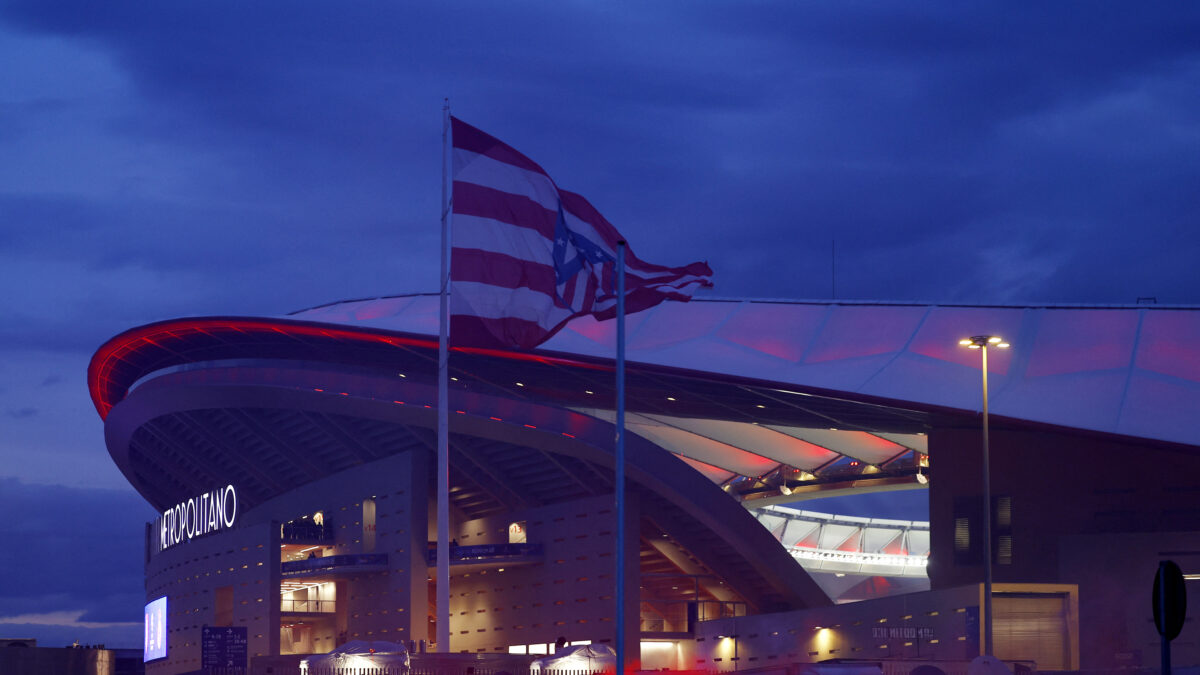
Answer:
[{"left": 994, "top": 593, "right": 1069, "bottom": 670}]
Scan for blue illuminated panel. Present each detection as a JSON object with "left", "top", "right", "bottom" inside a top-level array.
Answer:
[{"left": 144, "top": 596, "right": 167, "bottom": 662}]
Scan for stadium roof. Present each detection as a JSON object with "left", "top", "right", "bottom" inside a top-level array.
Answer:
[
  {"left": 90, "top": 294, "right": 1200, "bottom": 609},
  {"left": 287, "top": 294, "right": 1200, "bottom": 448},
  {"left": 90, "top": 294, "right": 1200, "bottom": 514}
]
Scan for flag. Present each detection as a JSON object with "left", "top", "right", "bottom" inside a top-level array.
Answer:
[{"left": 449, "top": 117, "right": 713, "bottom": 350}]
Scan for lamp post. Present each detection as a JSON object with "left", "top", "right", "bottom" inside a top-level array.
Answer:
[{"left": 958, "top": 335, "right": 1010, "bottom": 657}]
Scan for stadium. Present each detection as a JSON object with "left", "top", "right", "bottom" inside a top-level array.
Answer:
[{"left": 89, "top": 294, "right": 1200, "bottom": 674}]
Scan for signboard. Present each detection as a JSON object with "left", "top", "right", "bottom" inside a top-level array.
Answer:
[
  {"left": 1153, "top": 560, "right": 1188, "bottom": 675},
  {"left": 1153, "top": 560, "right": 1187, "bottom": 641},
  {"left": 202, "top": 625, "right": 248, "bottom": 669},
  {"left": 964, "top": 606, "right": 980, "bottom": 655},
  {"left": 872, "top": 625, "right": 934, "bottom": 640},
  {"left": 144, "top": 596, "right": 168, "bottom": 662},
  {"left": 154, "top": 485, "right": 238, "bottom": 553}
]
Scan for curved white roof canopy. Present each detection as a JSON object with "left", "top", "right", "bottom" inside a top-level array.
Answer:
[
  {"left": 571, "top": 407, "right": 925, "bottom": 488},
  {"left": 753, "top": 505, "right": 930, "bottom": 579},
  {"left": 290, "top": 295, "right": 1200, "bottom": 450}
]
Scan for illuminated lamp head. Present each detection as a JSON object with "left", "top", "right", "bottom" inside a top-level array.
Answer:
[{"left": 959, "top": 335, "right": 1010, "bottom": 350}]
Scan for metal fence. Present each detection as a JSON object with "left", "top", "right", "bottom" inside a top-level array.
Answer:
[
  {"left": 412, "top": 670, "right": 607, "bottom": 675},
  {"left": 301, "top": 669, "right": 608, "bottom": 675},
  {"left": 282, "top": 553, "right": 389, "bottom": 576},
  {"left": 282, "top": 520, "right": 334, "bottom": 542},
  {"left": 302, "top": 662, "right": 410, "bottom": 667},
  {"left": 423, "top": 543, "right": 544, "bottom": 566},
  {"left": 281, "top": 598, "right": 336, "bottom": 613}
]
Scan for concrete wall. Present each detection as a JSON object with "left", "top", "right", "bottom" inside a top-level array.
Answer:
[
  {"left": 929, "top": 425, "right": 1200, "bottom": 669},
  {"left": 141, "top": 446, "right": 652, "bottom": 671},
  {"left": 144, "top": 521, "right": 278, "bottom": 675},
  {"left": 241, "top": 447, "right": 431, "bottom": 646},
  {"left": 1060, "top": 530, "right": 1200, "bottom": 669},
  {"left": 444, "top": 492, "right": 639, "bottom": 657},
  {"left": 144, "top": 449, "right": 430, "bottom": 674},
  {"left": 690, "top": 583, "right": 1076, "bottom": 671},
  {"left": 929, "top": 426, "right": 1200, "bottom": 588},
  {"left": 0, "top": 646, "right": 113, "bottom": 675},
  {"left": 330, "top": 451, "right": 430, "bottom": 646}
]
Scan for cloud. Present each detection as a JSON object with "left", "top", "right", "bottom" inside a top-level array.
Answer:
[
  {"left": 0, "top": 348, "right": 130, "bottom": 489},
  {"left": 0, "top": 620, "right": 141, "bottom": 649},
  {"left": 0, "top": 478, "right": 154, "bottom": 646},
  {"left": 0, "top": 610, "right": 139, "bottom": 629},
  {"left": 0, "top": 0, "right": 1194, "bottom": 647},
  {"left": 0, "top": 0, "right": 1198, "bottom": 315}
]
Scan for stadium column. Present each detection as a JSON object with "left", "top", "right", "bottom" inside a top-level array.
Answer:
[
  {"left": 268, "top": 518, "right": 282, "bottom": 657},
  {"left": 402, "top": 447, "right": 431, "bottom": 642},
  {"left": 620, "top": 490, "right": 641, "bottom": 669}
]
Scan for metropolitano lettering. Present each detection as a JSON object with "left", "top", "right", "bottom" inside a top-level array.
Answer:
[{"left": 157, "top": 485, "right": 237, "bottom": 552}]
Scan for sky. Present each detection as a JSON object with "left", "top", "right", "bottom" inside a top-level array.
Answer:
[{"left": 1, "top": 0, "right": 1199, "bottom": 648}]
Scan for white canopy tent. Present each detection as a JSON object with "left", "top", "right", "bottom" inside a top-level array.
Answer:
[
  {"left": 300, "top": 640, "right": 410, "bottom": 674},
  {"left": 529, "top": 643, "right": 617, "bottom": 673}
]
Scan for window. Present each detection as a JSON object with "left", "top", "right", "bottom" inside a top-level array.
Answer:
[
  {"left": 214, "top": 587, "right": 233, "bottom": 626},
  {"left": 954, "top": 495, "right": 1013, "bottom": 565},
  {"left": 996, "top": 496, "right": 1013, "bottom": 565},
  {"left": 363, "top": 499, "right": 377, "bottom": 552},
  {"left": 953, "top": 497, "right": 980, "bottom": 565}
]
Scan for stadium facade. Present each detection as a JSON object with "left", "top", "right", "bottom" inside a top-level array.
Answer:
[{"left": 89, "top": 295, "right": 1200, "bottom": 674}]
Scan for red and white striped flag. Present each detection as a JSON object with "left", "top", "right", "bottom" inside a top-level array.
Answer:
[{"left": 449, "top": 117, "right": 713, "bottom": 350}]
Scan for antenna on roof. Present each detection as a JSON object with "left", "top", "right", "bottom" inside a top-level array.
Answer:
[{"left": 831, "top": 239, "right": 836, "bottom": 300}]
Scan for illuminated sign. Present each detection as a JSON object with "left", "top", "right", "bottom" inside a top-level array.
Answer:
[
  {"left": 156, "top": 485, "right": 237, "bottom": 552},
  {"left": 202, "top": 625, "right": 248, "bottom": 669},
  {"left": 509, "top": 521, "right": 527, "bottom": 544},
  {"left": 144, "top": 596, "right": 167, "bottom": 662},
  {"left": 872, "top": 625, "right": 934, "bottom": 640}
]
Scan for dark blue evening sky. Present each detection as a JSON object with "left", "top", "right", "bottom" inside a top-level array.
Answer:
[{"left": 1, "top": 1, "right": 1198, "bottom": 647}]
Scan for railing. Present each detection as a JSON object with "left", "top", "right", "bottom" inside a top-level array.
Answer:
[
  {"left": 412, "top": 662, "right": 609, "bottom": 667},
  {"left": 276, "top": 659, "right": 616, "bottom": 675},
  {"left": 789, "top": 546, "right": 929, "bottom": 571},
  {"left": 280, "top": 598, "right": 336, "bottom": 613},
  {"left": 640, "top": 602, "right": 694, "bottom": 632},
  {"left": 302, "top": 668, "right": 612, "bottom": 675},
  {"left": 282, "top": 553, "right": 388, "bottom": 577},
  {"left": 281, "top": 521, "right": 334, "bottom": 543},
  {"left": 300, "top": 662, "right": 614, "bottom": 667},
  {"left": 423, "top": 542, "right": 543, "bottom": 566},
  {"left": 303, "top": 668, "right": 409, "bottom": 675},
  {"left": 641, "top": 598, "right": 746, "bottom": 633}
]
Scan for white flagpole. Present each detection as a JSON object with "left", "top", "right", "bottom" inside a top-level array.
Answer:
[
  {"left": 615, "top": 240, "right": 627, "bottom": 675},
  {"left": 437, "top": 100, "right": 452, "bottom": 652}
]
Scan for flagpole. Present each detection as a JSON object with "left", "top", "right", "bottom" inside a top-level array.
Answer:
[
  {"left": 437, "top": 99, "right": 452, "bottom": 653},
  {"left": 615, "top": 240, "right": 627, "bottom": 675}
]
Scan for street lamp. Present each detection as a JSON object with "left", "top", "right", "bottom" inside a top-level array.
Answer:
[{"left": 958, "top": 335, "right": 1010, "bottom": 657}]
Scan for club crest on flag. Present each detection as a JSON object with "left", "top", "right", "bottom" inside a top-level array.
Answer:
[{"left": 448, "top": 117, "right": 713, "bottom": 350}]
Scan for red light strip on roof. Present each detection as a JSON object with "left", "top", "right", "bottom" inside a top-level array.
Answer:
[
  {"left": 288, "top": 382, "right": 565, "bottom": 437},
  {"left": 454, "top": 345, "right": 612, "bottom": 371},
  {"left": 87, "top": 317, "right": 600, "bottom": 419},
  {"left": 87, "top": 317, "right": 445, "bottom": 417},
  {"left": 88, "top": 316, "right": 615, "bottom": 420}
]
